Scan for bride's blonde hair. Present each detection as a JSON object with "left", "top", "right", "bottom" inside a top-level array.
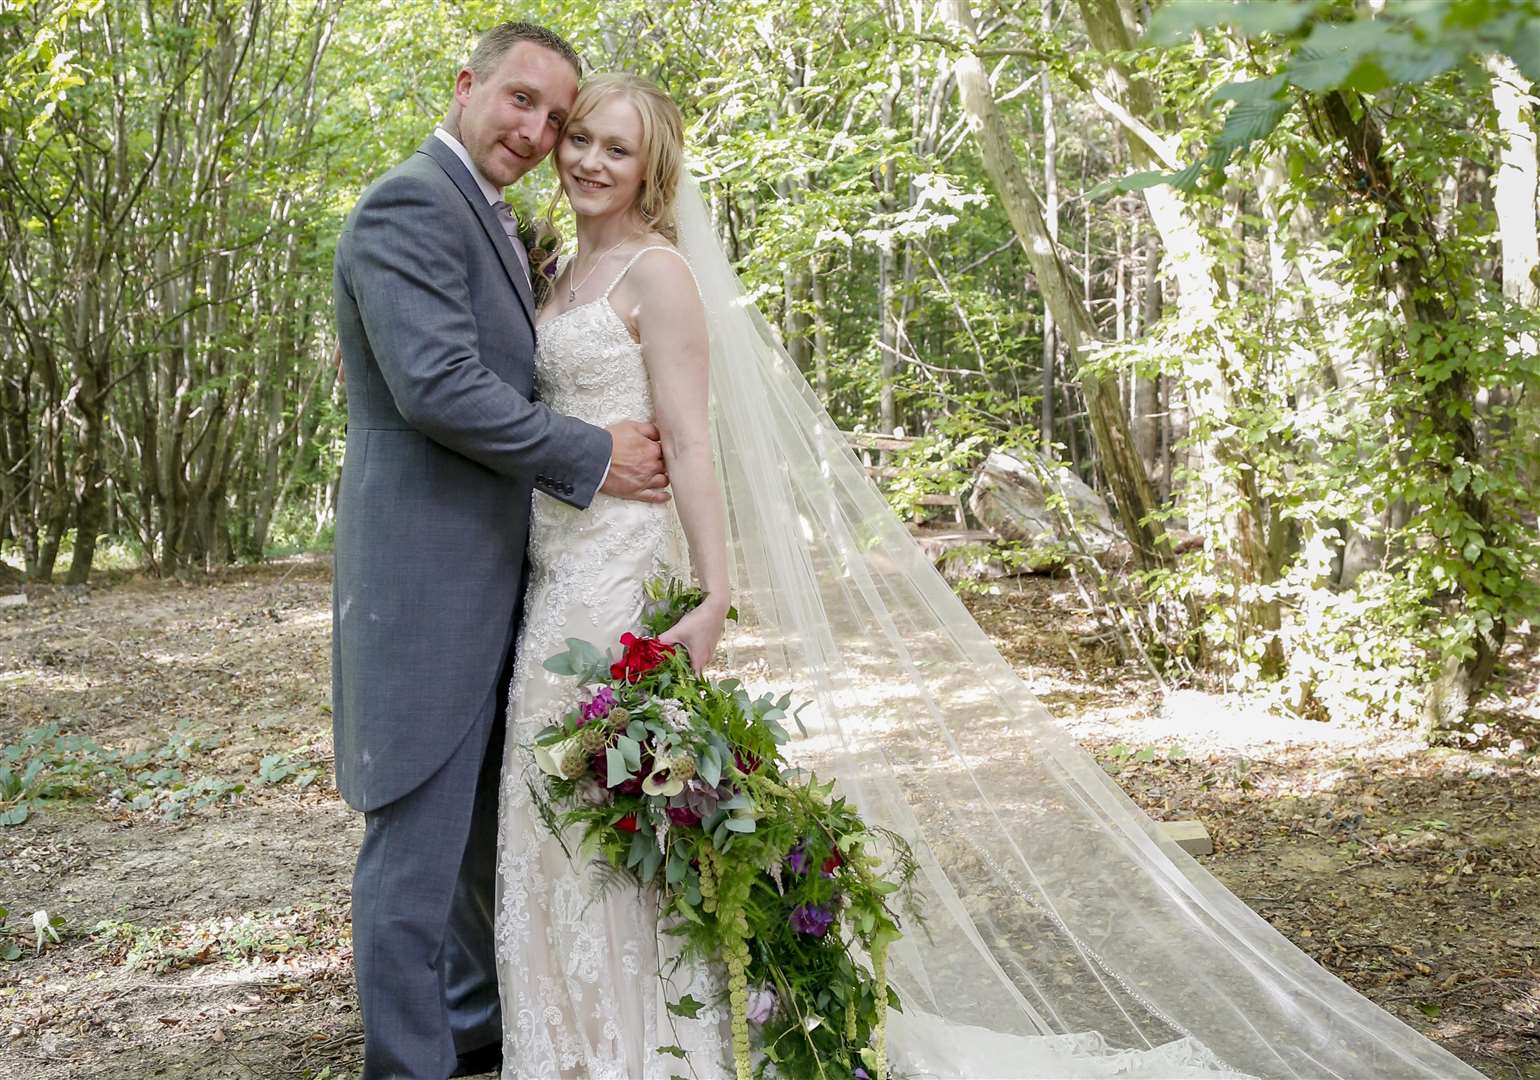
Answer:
[{"left": 562, "top": 73, "right": 683, "bottom": 242}]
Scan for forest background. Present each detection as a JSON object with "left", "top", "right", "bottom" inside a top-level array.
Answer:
[
  {"left": 4, "top": 0, "right": 1540, "bottom": 732},
  {"left": 2, "top": 1, "right": 1539, "bottom": 1075}
]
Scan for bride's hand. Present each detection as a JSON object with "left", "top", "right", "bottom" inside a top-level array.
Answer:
[{"left": 659, "top": 602, "right": 728, "bottom": 675}]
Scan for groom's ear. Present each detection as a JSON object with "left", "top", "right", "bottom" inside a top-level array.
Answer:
[{"left": 454, "top": 67, "right": 475, "bottom": 106}]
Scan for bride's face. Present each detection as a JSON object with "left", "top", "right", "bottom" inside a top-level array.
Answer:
[{"left": 557, "top": 96, "right": 647, "bottom": 222}]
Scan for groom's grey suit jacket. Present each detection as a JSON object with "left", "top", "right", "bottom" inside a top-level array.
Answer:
[{"left": 331, "top": 135, "right": 611, "bottom": 812}]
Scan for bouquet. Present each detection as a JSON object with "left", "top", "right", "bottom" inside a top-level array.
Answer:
[{"left": 527, "top": 578, "right": 921, "bottom": 1080}]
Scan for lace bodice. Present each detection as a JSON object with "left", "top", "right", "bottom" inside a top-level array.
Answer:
[
  {"left": 513, "top": 250, "right": 691, "bottom": 719},
  {"left": 534, "top": 295, "right": 654, "bottom": 428}
]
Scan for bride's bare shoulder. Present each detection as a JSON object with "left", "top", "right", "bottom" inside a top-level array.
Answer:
[
  {"left": 615, "top": 238, "right": 698, "bottom": 306},
  {"left": 630, "top": 234, "right": 688, "bottom": 269},
  {"left": 608, "top": 238, "right": 700, "bottom": 342}
]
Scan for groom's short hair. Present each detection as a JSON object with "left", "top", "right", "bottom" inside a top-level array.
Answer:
[{"left": 468, "top": 22, "right": 582, "bottom": 79}]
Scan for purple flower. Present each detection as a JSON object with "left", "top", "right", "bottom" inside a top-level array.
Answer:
[
  {"left": 854, "top": 1069, "right": 869, "bottom": 1079},
  {"left": 744, "top": 987, "right": 777, "bottom": 1024},
  {"left": 581, "top": 686, "right": 617, "bottom": 725},
  {"left": 785, "top": 842, "right": 809, "bottom": 876},
  {"left": 789, "top": 903, "right": 835, "bottom": 938}
]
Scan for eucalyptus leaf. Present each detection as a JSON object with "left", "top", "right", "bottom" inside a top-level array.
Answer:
[
  {"left": 698, "top": 747, "right": 721, "bottom": 789},
  {"left": 606, "top": 748, "right": 630, "bottom": 787},
  {"left": 616, "top": 735, "right": 642, "bottom": 772}
]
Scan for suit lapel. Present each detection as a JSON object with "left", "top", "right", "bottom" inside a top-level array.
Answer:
[{"left": 418, "top": 136, "right": 537, "bottom": 334}]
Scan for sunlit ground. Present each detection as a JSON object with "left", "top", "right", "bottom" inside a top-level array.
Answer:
[{"left": 0, "top": 559, "right": 1534, "bottom": 1078}]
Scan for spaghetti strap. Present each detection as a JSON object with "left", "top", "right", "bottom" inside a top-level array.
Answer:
[{"left": 600, "top": 245, "right": 701, "bottom": 299}]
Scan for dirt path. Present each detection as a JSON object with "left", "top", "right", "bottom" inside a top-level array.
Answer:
[{"left": 1, "top": 560, "right": 1535, "bottom": 1078}]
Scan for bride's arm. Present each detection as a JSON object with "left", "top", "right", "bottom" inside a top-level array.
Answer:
[{"left": 628, "top": 249, "right": 729, "bottom": 670}]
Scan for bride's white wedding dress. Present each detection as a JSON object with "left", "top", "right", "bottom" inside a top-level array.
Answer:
[
  {"left": 494, "top": 251, "right": 733, "bottom": 1079},
  {"left": 485, "top": 177, "right": 1484, "bottom": 1080},
  {"left": 491, "top": 250, "right": 1248, "bottom": 1079}
]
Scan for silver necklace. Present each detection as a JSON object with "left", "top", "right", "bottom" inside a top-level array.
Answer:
[{"left": 565, "top": 237, "right": 633, "bottom": 303}]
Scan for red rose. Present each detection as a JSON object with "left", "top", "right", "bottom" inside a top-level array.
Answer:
[
  {"left": 610, "top": 632, "right": 676, "bottom": 683},
  {"left": 821, "top": 852, "right": 844, "bottom": 876},
  {"left": 615, "top": 814, "right": 639, "bottom": 833}
]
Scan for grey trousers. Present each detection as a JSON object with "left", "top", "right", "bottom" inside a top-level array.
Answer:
[{"left": 351, "top": 658, "right": 508, "bottom": 1079}]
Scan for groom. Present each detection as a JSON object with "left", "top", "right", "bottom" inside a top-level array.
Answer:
[{"left": 331, "top": 22, "right": 666, "bottom": 1079}]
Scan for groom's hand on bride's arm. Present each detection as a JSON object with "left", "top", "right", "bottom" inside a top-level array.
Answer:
[{"left": 600, "top": 420, "right": 670, "bottom": 504}]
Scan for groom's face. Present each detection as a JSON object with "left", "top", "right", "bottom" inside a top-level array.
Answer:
[{"left": 455, "top": 42, "right": 579, "bottom": 188}]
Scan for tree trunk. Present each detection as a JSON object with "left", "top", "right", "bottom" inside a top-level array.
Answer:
[
  {"left": 1076, "top": 0, "right": 1282, "bottom": 673},
  {"left": 937, "top": 0, "right": 1169, "bottom": 570},
  {"left": 1488, "top": 54, "right": 1539, "bottom": 467},
  {"left": 877, "top": 56, "right": 901, "bottom": 435},
  {"left": 810, "top": 257, "right": 830, "bottom": 398},
  {"left": 1489, "top": 56, "right": 1538, "bottom": 308},
  {"left": 65, "top": 353, "right": 108, "bottom": 585},
  {"left": 1319, "top": 91, "right": 1506, "bottom": 715},
  {"left": 1040, "top": 0, "right": 1059, "bottom": 449},
  {"left": 1134, "top": 230, "right": 1162, "bottom": 477}
]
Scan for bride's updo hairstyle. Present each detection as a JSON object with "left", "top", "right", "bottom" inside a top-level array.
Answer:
[{"left": 565, "top": 73, "right": 684, "bottom": 242}]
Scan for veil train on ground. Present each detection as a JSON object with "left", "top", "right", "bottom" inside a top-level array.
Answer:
[{"left": 674, "top": 174, "right": 1483, "bottom": 1079}]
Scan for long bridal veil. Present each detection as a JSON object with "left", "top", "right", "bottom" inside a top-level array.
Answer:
[{"left": 673, "top": 175, "right": 1482, "bottom": 1080}]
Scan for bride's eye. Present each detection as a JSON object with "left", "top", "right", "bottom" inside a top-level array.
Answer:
[{"left": 608, "top": 146, "right": 627, "bottom": 158}]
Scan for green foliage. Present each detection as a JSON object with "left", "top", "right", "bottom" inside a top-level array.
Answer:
[
  {"left": 91, "top": 904, "right": 346, "bottom": 974},
  {"left": 1085, "top": 0, "right": 1537, "bottom": 711},
  {"left": 640, "top": 576, "right": 738, "bottom": 638},
  {"left": 257, "top": 753, "right": 320, "bottom": 789},
  {"left": 0, "top": 722, "right": 263, "bottom": 823},
  {"left": 3, "top": 0, "right": 1533, "bottom": 728},
  {"left": 1149, "top": 0, "right": 1540, "bottom": 190},
  {"left": 880, "top": 423, "right": 991, "bottom": 522},
  {"left": 1, "top": 0, "right": 1054, "bottom": 578},
  {"left": 0, "top": 899, "right": 21, "bottom": 961}
]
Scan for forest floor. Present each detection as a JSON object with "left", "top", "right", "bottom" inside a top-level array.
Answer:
[{"left": 0, "top": 557, "right": 1535, "bottom": 1080}]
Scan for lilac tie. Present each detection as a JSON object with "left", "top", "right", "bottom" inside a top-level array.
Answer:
[{"left": 491, "top": 200, "right": 531, "bottom": 283}]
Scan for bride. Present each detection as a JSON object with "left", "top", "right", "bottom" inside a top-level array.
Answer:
[{"left": 494, "top": 73, "right": 1484, "bottom": 1080}]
